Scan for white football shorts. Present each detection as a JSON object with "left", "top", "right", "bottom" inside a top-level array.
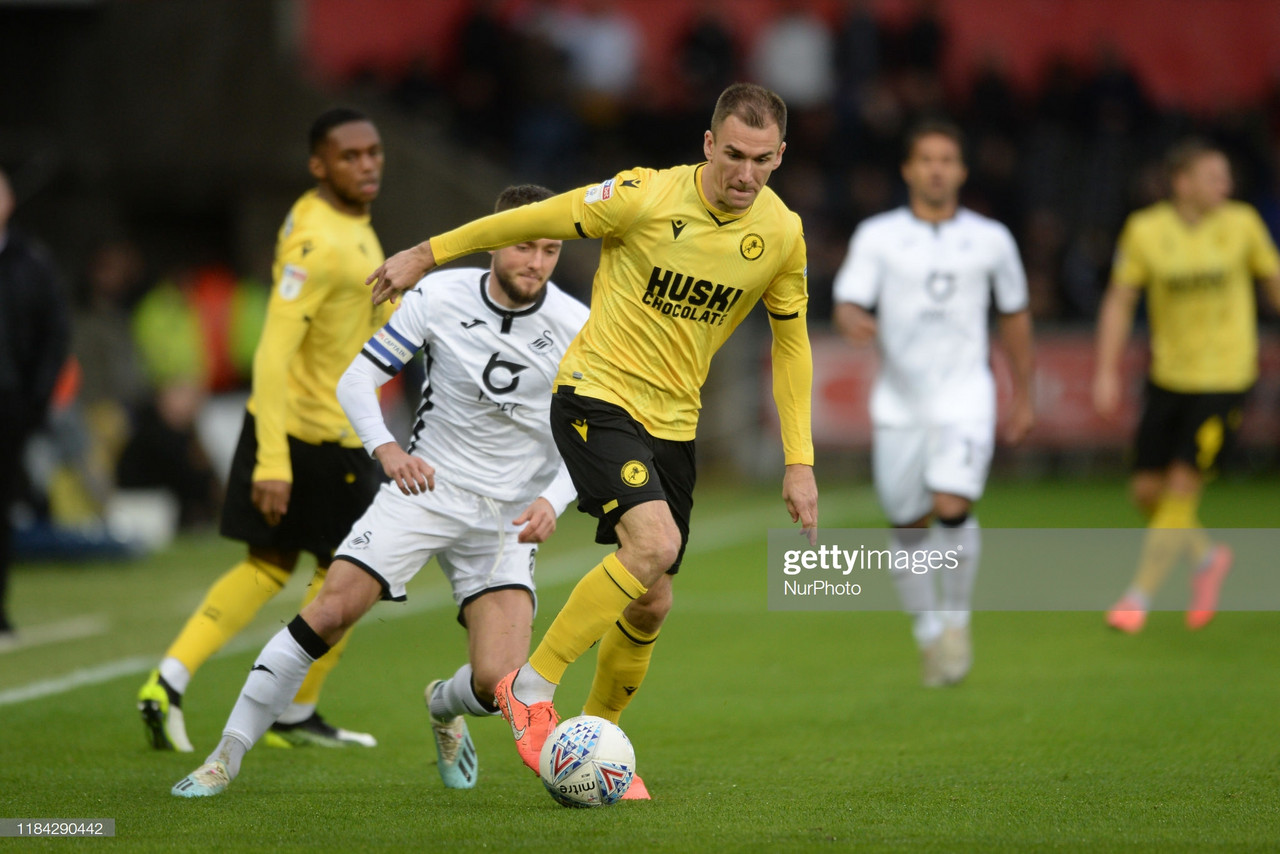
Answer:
[
  {"left": 334, "top": 477, "right": 538, "bottom": 612},
  {"left": 872, "top": 420, "right": 994, "bottom": 525}
]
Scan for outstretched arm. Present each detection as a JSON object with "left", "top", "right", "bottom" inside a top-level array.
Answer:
[
  {"left": 769, "top": 312, "right": 818, "bottom": 543},
  {"left": 367, "top": 193, "right": 581, "bottom": 305}
]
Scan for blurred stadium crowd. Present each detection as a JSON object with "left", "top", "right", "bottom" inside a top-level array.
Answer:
[{"left": 339, "top": 0, "right": 1280, "bottom": 323}]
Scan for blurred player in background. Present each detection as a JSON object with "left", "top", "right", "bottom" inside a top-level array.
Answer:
[
  {"left": 172, "top": 185, "right": 587, "bottom": 798},
  {"left": 1095, "top": 138, "right": 1280, "bottom": 633},
  {"left": 0, "top": 167, "right": 71, "bottom": 646},
  {"left": 138, "top": 108, "right": 390, "bottom": 751},
  {"left": 833, "top": 120, "right": 1035, "bottom": 686},
  {"left": 367, "top": 82, "right": 818, "bottom": 796}
]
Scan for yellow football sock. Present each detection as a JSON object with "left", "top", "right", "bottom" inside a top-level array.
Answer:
[
  {"left": 1133, "top": 493, "right": 1202, "bottom": 597},
  {"left": 166, "top": 556, "right": 290, "bottom": 675},
  {"left": 292, "top": 567, "right": 352, "bottom": 706},
  {"left": 529, "top": 554, "right": 647, "bottom": 685},
  {"left": 584, "top": 615, "right": 659, "bottom": 724}
]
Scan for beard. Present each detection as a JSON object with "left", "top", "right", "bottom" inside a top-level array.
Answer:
[{"left": 493, "top": 268, "right": 545, "bottom": 307}]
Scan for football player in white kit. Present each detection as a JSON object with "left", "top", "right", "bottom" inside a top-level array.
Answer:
[
  {"left": 833, "top": 120, "right": 1035, "bottom": 686},
  {"left": 172, "top": 185, "right": 589, "bottom": 797}
]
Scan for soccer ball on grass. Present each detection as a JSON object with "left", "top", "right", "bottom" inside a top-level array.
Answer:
[{"left": 538, "top": 715, "right": 635, "bottom": 807}]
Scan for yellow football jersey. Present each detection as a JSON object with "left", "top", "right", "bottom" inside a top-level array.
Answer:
[
  {"left": 1112, "top": 200, "right": 1280, "bottom": 392},
  {"left": 248, "top": 189, "right": 390, "bottom": 482},
  {"left": 431, "top": 164, "right": 810, "bottom": 453}
]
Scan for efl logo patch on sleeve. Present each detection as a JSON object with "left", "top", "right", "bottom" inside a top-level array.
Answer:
[
  {"left": 584, "top": 178, "right": 615, "bottom": 205},
  {"left": 278, "top": 264, "right": 308, "bottom": 300}
]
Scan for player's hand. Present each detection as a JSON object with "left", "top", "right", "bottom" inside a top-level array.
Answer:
[
  {"left": 374, "top": 442, "right": 435, "bottom": 495},
  {"left": 782, "top": 464, "right": 819, "bottom": 546},
  {"left": 514, "top": 497, "right": 556, "bottom": 544},
  {"left": 367, "top": 241, "right": 436, "bottom": 305},
  {"left": 1004, "top": 395, "right": 1035, "bottom": 445},
  {"left": 1093, "top": 370, "right": 1122, "bottom": 419},
  {"left": 252, "top": 480, "right": 292, "bottom": 526},
  {"left": 833, "top": 303, "right": 877, "bottom": 346}
]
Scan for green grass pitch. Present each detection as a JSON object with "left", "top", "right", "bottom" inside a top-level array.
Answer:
[{"left": 1, "top": 477, "right": 1277, "bottom": 851}]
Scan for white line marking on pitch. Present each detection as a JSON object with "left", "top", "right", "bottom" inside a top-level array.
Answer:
[
  {"left": 0, "top": 488, "right": 871, "bottom": 707},
  {"left": 0, "top": 614, "right": 109, "bottom": 653}
]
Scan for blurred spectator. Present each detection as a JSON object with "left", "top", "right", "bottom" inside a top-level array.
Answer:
[
  {"left": 507, "top": 3, "right": 582, "bottom": 185},
  {"left": 537, "top": 0, "right": 641, "bottom": 129},
  {"left": 680, "top": 4, "right": 738, "bottom": 107},
  {"left": 832, "top": 0, "right": 882, "bottom": 138},
  {"left": 73, "top": 238, "right": 150, "bottom": 506},
  {"left": 749, "top": 0, "right": 835, "bottom": 109},
  {"left": 0, "top": 166, "right": 71, "bottom": 640},
  {"left": 444, "top": 0, "right": 517, "bottom": 155},
  {"left": 834, "top": 0, "right": 881, "bottom": 96},
  {"left": 891, "top": 0, "right": 946, "bottom": 75},
  {"left": 117, "top": 262, "right": 267, "bottom": 529}
]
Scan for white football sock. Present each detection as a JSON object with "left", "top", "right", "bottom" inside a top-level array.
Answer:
[
  {"left": 889, "top": 528, "right": 943, "bottom": 647},
  {"left": 936, "top": 516, "right": 981, "bottom": 629},
  {"left": 159, "top": 657, "right": 191, "bottom": 696},
  {"left": 430, "top": 663, "right": 497, "bottom": 719},
  {"left": 205, "top": 733, "right": 250, "bottom": 780},
  {"left": 515, "top": 662, "right": 556, "bottom": 704},
  {"left": 276, "top": 702, "right": 316, "bottom": 726},
  {"left": 222, "top": 624, "right": 322, "bottom": 755}
]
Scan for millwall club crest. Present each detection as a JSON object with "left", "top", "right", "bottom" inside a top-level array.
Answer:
[
  {"left": 740, "top": 233, "right": 764, "bottom": 260},
  {"left": 621, "top": 461, "right": 649, "bottom": 487}
]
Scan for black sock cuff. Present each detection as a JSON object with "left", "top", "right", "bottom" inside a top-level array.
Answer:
[
  {"left": 469, "top": 676, "right": 499, "bottom": 715},
  {"left": 938, "top": 513, "right": 970, "bottom": 528},
  {"left": 615, "top": 619, "right": 659, "bottom": 645},
  {"left": 287, "top": 615, "right": 331, "bottom": 661},
  {"left": 158, "top": 674, "right": 182, "bottom": 707}
]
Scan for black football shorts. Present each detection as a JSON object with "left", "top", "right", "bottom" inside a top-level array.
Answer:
[
  {"left": 550, "top": 386, "right": 695, "bottom": 573},
  {"left": 220, "top": 411, "right": 381, "bottom": 565},
  {"left": 1133, "top": 381, "right": 1248, "bottom": 474}
]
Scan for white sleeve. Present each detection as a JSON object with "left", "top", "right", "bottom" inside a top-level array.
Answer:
[
  {"left": 990, "top": 225, "right": 1030, "bottom": 314},
  {"left": 831, "top": 224, "right": 880, "bottom": 309},
  {"left": 540, "top": 460, "right": 578, "bottom": 517},
  {"left": 337, "top": 353, "right": 400, "bottom": 456},
  {"left": 339, "top": 287, "right": 431, "bottom": 456}
]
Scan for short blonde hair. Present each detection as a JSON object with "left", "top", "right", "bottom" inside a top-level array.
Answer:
[{"left": 710, "top": 83, "right": 788, "bottom": 142}]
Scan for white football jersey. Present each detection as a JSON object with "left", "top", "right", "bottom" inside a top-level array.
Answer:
[
  {"left": 832, "top": 207, "right": 1028, "bottom": 426},
  {"left": 343, "top": 268, "right": 589, "bottom": 506}
]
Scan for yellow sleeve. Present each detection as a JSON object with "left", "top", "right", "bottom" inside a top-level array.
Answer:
[
  {"left": 252, "top": 234, "right": 333, "bottom": 482},
  {"left": 769, "top": 309, "right": 814, "bottom": 467},
  {"left": 1110, "top": 215, "right": 1148, "bottom": 288},
  {"left": 568, "top": 169, "right": 648, "bottom": 238},
  {"left": 428, "top": 170, "right": 651, "bottom": 263},
  {"left": 763, "top": 216, "right": 809, "bottom": 318},
  {"left": 429, "top": 193, "right": 582, "bottom": 263},
  {"left": 763, "top": 220, "right": 812, "bottom": 465},
  {"left": 1245, "top": 207, "right": 1280, "bottom": 279}
]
